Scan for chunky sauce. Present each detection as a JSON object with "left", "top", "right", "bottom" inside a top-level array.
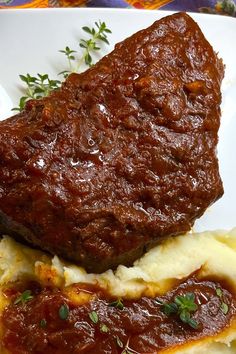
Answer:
[{"left": 2, "top": 278, "right": 235, "bottom": 354}]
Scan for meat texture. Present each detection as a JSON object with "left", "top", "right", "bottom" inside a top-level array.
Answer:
[{"left": 0, "top": 13, "right": 224, "bottom": 272}]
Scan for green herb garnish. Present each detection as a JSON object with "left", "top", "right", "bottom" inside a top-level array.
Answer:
[
  {"left": 216, "top": 288, "right": 223, "bottom": 298},
  {"left": 100, "top": 323, "right": 109, "bottom": 333},
  {"left": 174, "top": 293, "right": 198, "bottom": 312},
  {"left": 89, "top": 310, "right": 99, "bottom": 324},
  {"left": 116, "top": 336, "right": 124, "bottom": 348},
  {"left": 12, "top": 74, "right": 61, "bottom": 112},
  {"left": 14, "top": 290, "right": 34, "bottom": 305},
  {"left": 58, "top": 46, "right": 77, "bottom": 76},
  {"left": 59, "top": 21, "right": 111, "bottom": 75},
  {"left": 158, "top": 301, "right": 178, "bottom": 315},
  {"left": 216, "top": 287, "right": 229, "bottom": 315},
  {"left": 40, "top": 318, "right": 47, "bottom": 328},
  {"left": 59, "top": 303, "right": 69, "bottom": 320},
  {"left": 221, "top": 302, "right": 229, "bottom": 315},
  {"left": 158, "top": 292, "right": 198, "bottom": 329},
  {"left": 79, "top": 21, "right": 111, "bottom": 67},
  {"left": 109, "top": 298, "right": 124, "bottom": 310},
  {"left": 15, "top": 21, "right": 111, "bottom": 111}
]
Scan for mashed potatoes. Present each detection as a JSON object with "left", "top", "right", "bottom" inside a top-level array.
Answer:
[{"left": 1, "top": 229, "right": 236, "bottom": 353}]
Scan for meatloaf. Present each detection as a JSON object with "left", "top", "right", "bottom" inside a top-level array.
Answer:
[{"left": 0, "top": 12, "right": 224, "bottom": 273}]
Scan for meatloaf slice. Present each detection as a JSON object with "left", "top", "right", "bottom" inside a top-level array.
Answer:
[{"left": 0, "top": 13, "right": 224, "bottom": 273}]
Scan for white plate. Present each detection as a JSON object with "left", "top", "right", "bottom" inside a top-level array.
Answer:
[{"left": 0, "top": 8, "right": 235, "bottom": 232}]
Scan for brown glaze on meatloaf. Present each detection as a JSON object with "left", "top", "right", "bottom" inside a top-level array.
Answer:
[{"left": 0, "top": 13, "right": 224, "bottom": 273}]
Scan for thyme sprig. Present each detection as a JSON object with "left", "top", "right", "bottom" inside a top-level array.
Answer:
[
  {"left": 14, "top": 290, "right": 34, "bottom": 305},
  {"left": 14, "top": 20, "right": 111, "bottom": 111},
  {"left": 59, "top": 20, "right": 111, "bottom": 76},
  {"left": 13, "top": 74, "right": 61, "bottom": 112},
  {"left": 157, "top": 292, "right": 199, "bottom": 329},
  {"left": 79, "top": 20, "right": 111, "bottom": 67},
  {"left": 58, "top": 46, "right": 77, "bottom": 77}
]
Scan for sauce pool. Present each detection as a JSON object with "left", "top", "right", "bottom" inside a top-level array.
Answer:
[{"left": 1, "top": 277, "right": 235, "bottom": 354}]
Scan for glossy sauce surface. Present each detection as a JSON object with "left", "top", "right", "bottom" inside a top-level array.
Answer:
[
  {"left": 0, "top": 13, "right": 224, "bottom": 273},
  {"left": 2, "top": 278, "right": 235, "bottom": 354}
]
